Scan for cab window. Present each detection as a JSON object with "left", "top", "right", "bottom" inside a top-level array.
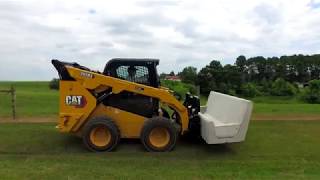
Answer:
[{"left": 116, "top": 66, "right": 150, "bottom": 85}]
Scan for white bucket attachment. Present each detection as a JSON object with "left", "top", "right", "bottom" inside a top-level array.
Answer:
[{"left": 199, "top": 91, "right": 253, "bottom": 144}]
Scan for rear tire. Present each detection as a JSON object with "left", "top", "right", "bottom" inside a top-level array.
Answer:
[
  {"left": 82, "top": 117, "right": 120, "bottom": 152},
  {"left": 141, "top": 117, "right": 178, "bottom": 152}
]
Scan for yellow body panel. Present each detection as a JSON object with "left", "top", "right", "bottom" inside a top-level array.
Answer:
[
  {"left": 58, "top": 66, "right": 189, "bottom": 137},
  {"left": 58, "top": 81, "right": 96, "bottom": 132},
  {"left": 89, "top": 104, "right": 147, "bottom": 138}
]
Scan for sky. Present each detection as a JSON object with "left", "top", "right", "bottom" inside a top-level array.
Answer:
[{"left": 0, "top": 0, "right": 320, "bottom": 80}]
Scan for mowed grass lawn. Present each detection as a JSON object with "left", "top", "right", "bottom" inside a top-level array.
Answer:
[
  {"left": 1, "top": 81, "right": 320, "bottom": 117},
  {"left": 0, "top": 121, "right": 319, "bottom": 179},
  {"left": 251, "top": 96, "right": 320, "bottom": 115}
]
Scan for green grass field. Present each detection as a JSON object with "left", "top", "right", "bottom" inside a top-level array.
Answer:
[
  {"left": 0, "top": 121, "right": 319, "bottom": 179},
  {"left": 250, "top": 96, "right": 320, "bottom": 115},
  {"left": 0, "top": 82, "right": 58, "bottom": 117},
  {"left": 1, "top": 81, "right": 320, "bottom": 117}
]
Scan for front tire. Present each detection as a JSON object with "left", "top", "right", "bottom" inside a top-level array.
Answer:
[
  {"left": 82, "top": 117, "right": 120, "bottom": 152},
  {"left": 141, "top": 117, "right": 178, "bottom": 152}
]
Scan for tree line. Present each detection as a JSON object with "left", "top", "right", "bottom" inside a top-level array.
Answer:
[{"left": 167, "top": 54, "right": 320, "bottom": 103}]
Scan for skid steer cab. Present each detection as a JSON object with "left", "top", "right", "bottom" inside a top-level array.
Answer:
[{"left": 52, "top": 58, "right": 253, "bottom": 152}]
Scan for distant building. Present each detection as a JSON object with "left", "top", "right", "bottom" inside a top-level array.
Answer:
[
  {"left": 295, "top": 82, "right": 309, "bottom": 88},
  {"left": 165, "top": 75, "right": 181, "bottom": 81}
]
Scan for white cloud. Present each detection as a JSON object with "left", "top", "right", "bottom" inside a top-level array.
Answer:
[{"left": 0, "top": 0, "right": 319, "bottom": 80}]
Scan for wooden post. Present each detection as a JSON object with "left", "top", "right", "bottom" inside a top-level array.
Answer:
[{"left": 11, "top": 85, "right": 16, "bottom": 120}]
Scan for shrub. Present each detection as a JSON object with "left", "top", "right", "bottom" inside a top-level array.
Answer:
[
  {"left": 218, "top": 82, "right": 229, "bottom": 94},
  {"left": 161, "top": 80, "right": 196, "bottom": 99},
  {"left": 270, "top": 78, "right": 297, "bottom": 96},
  {"left": 302, "top": 80, "right": 320, "bottom": 103},
  {"left": 259, "top": 78, "right": 272, "bottom": 95},
  {"left": 49, "top": 78, "right": 59, "bottom": 90},
  {"left": 228, "top": 89, "right": 236, "bottom": 96},
  {"left": 241, "top": 83, "right": 261, "bottom": 97}
]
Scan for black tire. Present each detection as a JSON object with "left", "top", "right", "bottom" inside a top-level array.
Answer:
[
  {"left": 140, "top": 117, "right": 178, "bottom": 152},
  {"left": 82, "top": 117, "right": 120, "bottom": 152}
]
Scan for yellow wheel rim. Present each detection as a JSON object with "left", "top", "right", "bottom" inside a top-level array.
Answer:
[
  {"left": 89, "top": 126, "right": 111, "bottom": 147},
  {"left": 149, "top": 127, "right": 170, "bottom": 148}
]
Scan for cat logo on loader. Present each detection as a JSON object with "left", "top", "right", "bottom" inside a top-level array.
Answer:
[
  {"left": 52, "top": 58, "right": 253, "bottom": 152},
  {"left": 65, "top": 95, "right": 85, "bottom": 107}
]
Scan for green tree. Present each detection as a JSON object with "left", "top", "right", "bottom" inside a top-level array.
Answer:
[
  {"left": 302, "top": 80, "right": 320, "bottom": 103},
  {"left": 209, "top": 60, "right": 223, "bottom": 70},
  {"left": 223, "top": 64, "right": 242, "bottom": 92},
  {"left": 235, "top": 55, "right": 247, "bottom": 72},
  {"left": 179, "top": 66, "right": 197, "bottom": 84},
  {"left": 197, "top": 60, "right": 223, "bottom": 95},
  {"left": 235, "top": 55, "right": 247, "bottom": 84},
  {"left": 49, "top": 78, "right": 59, "bottom": 90},
  {"left": 159, "top": 73, "right": 167, "bottom": 80},
  {"left": 270, "top": 78, "right": 297, "bottom": 96},
  {"left": 241, "top": 83, "right": 261, "bottom": 97},
  {"left": 197, "top": 66, "right": 215, "bottom": 95}
]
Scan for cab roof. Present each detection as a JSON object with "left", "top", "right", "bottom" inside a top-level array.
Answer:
[{"left": 106, "top": 58, "right": 159, "bottom": 66}]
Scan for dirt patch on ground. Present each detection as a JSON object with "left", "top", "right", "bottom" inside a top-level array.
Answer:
[{"left": 0, "top": 116, "right": 57, "bottom": 123}]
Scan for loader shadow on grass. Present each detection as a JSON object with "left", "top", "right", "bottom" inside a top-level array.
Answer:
[
  {"left": 178, "top": 135, "right": 237, "bottom": 155},
  {"left": 60, "top": 134, "right": 236, "bottom": 154},
  {"left": 61, "top": 135, "right": 87, "bottom": 153},
  {"left": 0, "top": 121, "right": 237, "bottom": 155}
]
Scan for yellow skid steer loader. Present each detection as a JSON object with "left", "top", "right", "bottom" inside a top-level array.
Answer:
[{"left": 52, "top": 59, "right": 253, "bottom": 152}]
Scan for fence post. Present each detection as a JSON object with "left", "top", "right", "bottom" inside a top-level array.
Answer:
[{"left": 11, "top": 85, "right": 16, "bottom": 120}]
